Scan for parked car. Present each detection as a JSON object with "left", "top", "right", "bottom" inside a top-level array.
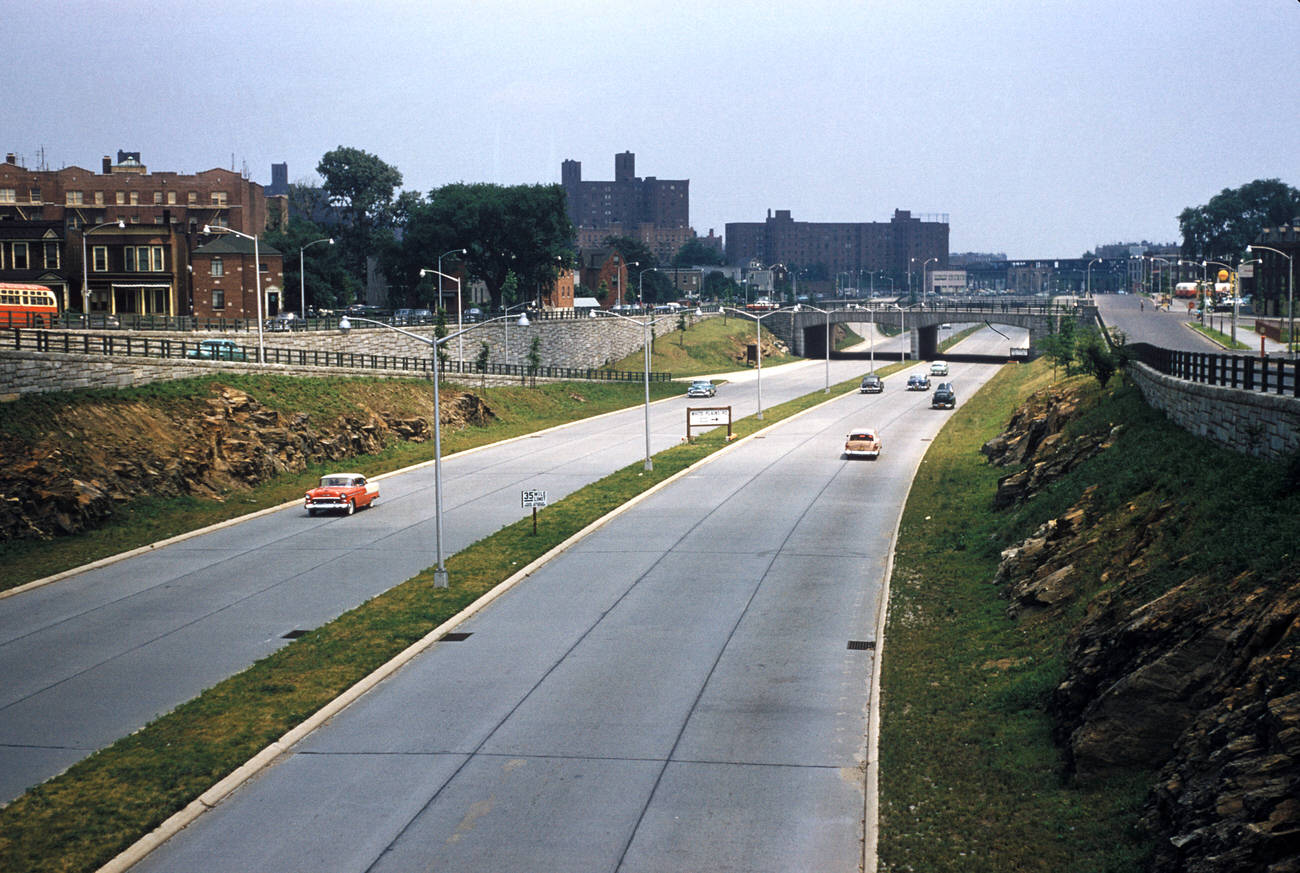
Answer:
[
  {"left": 393, "top": 308, "right": 433, "bottom": 325},
  {"left": 907, "top": 374, "right": 931, "bottom": 391},
  {"left": 859, "top": 374, "right": 884, "bottom": 393},
  {"left": 929, "top": 360, "right": 949, "bottom": 376},
  {"left": 932, "top": 382, "right": 956, "bottom": 409},
  {"left": 462, "top": 308, "right": 484, "bottom": 323},
  {"left": 186, "top": 339, "right": 247, "bottom": 361},
  {"left": 843, "top": 427, "right": 882, "bottom": 459},
  {"left": 304, "top": 473, "right": 379, "bottom": 516},
  {"left": 686, "top": 380, "right": 717, "bottom": 398},
  {"left": 266, "top": 312, "right": 298, "bottom": 331}
]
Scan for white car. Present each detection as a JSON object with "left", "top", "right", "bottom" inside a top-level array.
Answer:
[
  {"left": 929, "top": 360, "right": 949, "bottom": 376},
  {"left": 844, "top": 428, "right": 882, "bottom": 459}
]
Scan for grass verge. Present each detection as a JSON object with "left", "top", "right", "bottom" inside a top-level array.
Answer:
[
  {"left": 0, "top": 361, "right": 905, "bottom": 873},
  {"left": 1188, "top": 322, "right": 1250, "bottom": 349},
  {"left": 878, "top": 359, "right": 1154, "bottom": 872},
  {"left": 604, "top": 313, "right": 797, "bottom": 376}
]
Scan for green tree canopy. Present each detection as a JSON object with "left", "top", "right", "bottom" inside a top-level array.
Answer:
[
  {"left": 316, "top": 146, "right": 403, "bottom": 276},
  {"left": 1178, "top": 179, "right": 1300, "bottom": 259},
  {"left": 399, "top": 183, "right": 573, "bottom": 310},
  {"left": 672, "top": 237, "right": 724, "bottom": 266}
]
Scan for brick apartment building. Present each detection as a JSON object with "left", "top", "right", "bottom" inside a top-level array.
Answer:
[
  {"left": 725, "top": 209, "right": 949, "bottom": 292},
  {"left": 562, "top": 152, "right": 702, "bottom": 265},
  {"left": 0, "top": 150, "right": 277, "bottom": 317}
]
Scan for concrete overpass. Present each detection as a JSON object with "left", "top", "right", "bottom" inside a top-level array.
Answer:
[{"left": 751, "top": 301, "right": 1101, "bottom": 360}]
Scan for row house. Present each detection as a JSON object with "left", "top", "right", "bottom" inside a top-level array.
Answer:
[
  {"left": 191, "top": 235, "right": 285, "bottom": 320},
  {"left": 0, "top": 151, "right": 276, "bottom": 317},
  {"left": 574, "top": 248, "right": 633, "bottom": 308}
]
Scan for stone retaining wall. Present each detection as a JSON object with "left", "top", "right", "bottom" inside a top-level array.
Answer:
[
  {"left": 1128, "top": 361, "right": 1300, "bottom": 460},
  {"left": 0, "top": 313, "right": 701, "bottom": 398}
]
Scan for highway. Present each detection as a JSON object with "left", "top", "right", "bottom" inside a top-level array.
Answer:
[
  {"left": 127, "top": 328, "right": 1017, "bottom": 872},
  {"left": 0, "top": 320, "right": 921, "bottom": 803}
]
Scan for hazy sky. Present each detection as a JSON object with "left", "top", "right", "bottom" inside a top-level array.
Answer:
[{"left": 8, "top": 0, "right": 1297, "bottom": 258}]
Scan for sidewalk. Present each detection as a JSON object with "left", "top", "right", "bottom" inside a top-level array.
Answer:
[{"left": 1190, "top": 315, "right": 1291, "bottom": 356}]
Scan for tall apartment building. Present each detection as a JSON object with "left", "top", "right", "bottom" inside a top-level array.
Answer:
[
  {"left": 561, "top": 152, "right": 694, "bottom": 264},
  {"left": 0, "top": 150, "right": 277, "bottom": 316},
  {"left": 724, "top": 209, "right": 949, "bottom": 290}
]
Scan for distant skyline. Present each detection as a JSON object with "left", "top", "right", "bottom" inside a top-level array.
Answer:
[{"left": 8, "top": 0, "right": 1297, "bottom": 259}]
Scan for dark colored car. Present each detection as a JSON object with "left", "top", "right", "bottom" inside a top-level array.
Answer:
[
  {"left": 186, "top": 339, "right": 247, "bottom": 361},
  {"left": 860, "top": 374, "right": 883, "bottom": 393},
  {"left": 907, "top": 374, "right": 931, "bottom": 391},
  {"left": 932, "top": 382, "right": 956, "bottom": 409}
]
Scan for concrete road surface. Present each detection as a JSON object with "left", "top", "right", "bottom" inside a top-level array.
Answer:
[{"left": 129, "top": 350, "right": 1010, "bottom": 873}]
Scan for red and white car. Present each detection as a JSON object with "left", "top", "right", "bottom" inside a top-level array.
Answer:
[
  {"left": 843, "top": 428, "right": 883, "bottom": 460},
  {"left": 304, "top": 473, "right": 379, "bottom": 516}
]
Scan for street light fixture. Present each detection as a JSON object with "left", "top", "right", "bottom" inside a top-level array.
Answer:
[
  {"left": 337, "top": 311, "right": 530, "bottom": 587},
  {"left": 1147, "top": 256, "right": 1172, "bottom": 299},
  {"left": 299, "top": 238, "right": 334, "bottom": 320},
  {"left": 420, "top": 263, "right": 465, "bottom": 364},
  {"left": 1247, "top": 244, "right": 1295, "bottom": 358},
  {"left": 724, "top": 306, "right": 785, "bottom": 420},
  {"left": 81, "top": 219, "right": 125, "bottom": 315},
  {"left": 1086, "top": 257, "right": 1101, "bottom": 299},
  {"left": 204, "top": 224, "right": 266, "bottom": 363}
]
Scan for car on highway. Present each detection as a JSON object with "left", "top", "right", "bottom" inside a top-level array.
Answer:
[
  {"left": 929, "top": 360, "right": 949, "bottom": 376},
  {"left": 843, "top": 427, "right": 882, "bottom": 459},
  {"left": 907, "top": 374, "right": 931, "bottom": 391},
  {"left": 932, "top": 382, "right": 956, "bottom": 409},
  {"left": 304, "top": 473, "right": 379, "bottom": 516},
  {"left": 686, "top": 380, "right": 717, "bottom": 398},
  {"left": 186, "top": 339, "right": 247, "bottom": 361},
  {"left": 859, "top": 373, "right": 884, "bottom": 393}
]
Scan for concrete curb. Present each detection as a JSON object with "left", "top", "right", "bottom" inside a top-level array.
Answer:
[{"left": 96, "top": 381, "right": 859, "bottom": 873}]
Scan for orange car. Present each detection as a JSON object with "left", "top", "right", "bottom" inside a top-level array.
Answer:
[
  {"left": 304, "top": 473, "right": 379, "bottom": 516},
  {"left": 844, "top": 428, "right": 882, "bottom": 460}
]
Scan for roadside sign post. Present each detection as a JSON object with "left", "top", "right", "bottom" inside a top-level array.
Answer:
[
  {"left": 521, "top": 489, "right": 548, "bottom": 535},
  {"left": 686, "top": 406, "right": 733, "bottom": 441}
]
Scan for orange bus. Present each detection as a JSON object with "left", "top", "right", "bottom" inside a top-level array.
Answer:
[{"left": 0, "top": 283, "right": 59, "bottom": 327}]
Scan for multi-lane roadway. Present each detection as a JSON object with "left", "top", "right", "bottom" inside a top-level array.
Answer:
[{"left": 2, "top": 320, "right": 1024, "bottom": 871}]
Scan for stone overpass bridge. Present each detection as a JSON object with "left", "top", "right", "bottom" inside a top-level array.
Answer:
[{"left": 758, "top": 302, "right": 1102, "bottom": 360}]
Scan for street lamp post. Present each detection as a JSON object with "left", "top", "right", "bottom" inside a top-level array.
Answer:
[
  {"left": 299, "top": 238, "right": 334, "bottom": 320},
  {"left": 81, "top": 219, "right": 125, "bottom": 315},
  {"left": 725, "top": 307, "right": 784, "bottom": 420},
  {"left": 1235, "top": 258, "right": 1261, "bottom": 346},
  {"left": 337, "top": 311, "right": 529, "bottom": 587},
  {"left": 1247, "top": 244, "right": 1296, "bottom": 358},
  {"left": 1148, "top": 256, "right": 1171, "bottom": 300},
  {"left": 1086, "top": 257, "right": 1101, "bottom": 299},
  {"left": 204, "top": 225, "right": 265, "bottom": 363},
  {"left": 598, "top": 307, "right": 669, "bottom": 470},
  {"left": 420, "top": 265, "right": 465, "bottom": 367},
  {"left": 802, "top": 304, "right": 833, "bottom": 393},
  {"left": 922, "top": 257, "right": 937, "bottom": 304}
]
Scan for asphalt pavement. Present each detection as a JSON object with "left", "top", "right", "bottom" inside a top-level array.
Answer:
[{"left": 126, "top": 332, "right": 1015, "bottom": 873}]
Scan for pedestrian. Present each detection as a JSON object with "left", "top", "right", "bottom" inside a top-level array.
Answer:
[{"left": 1140, "top": 300, "right": 1144, "bottom": 312}]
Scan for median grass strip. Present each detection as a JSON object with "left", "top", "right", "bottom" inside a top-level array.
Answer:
[
  {"left": 0, "top": 362, "right": 895, "bottom": 873},
  {"left": 878, "top": 360, "right": 1152, "bottom": 872}
]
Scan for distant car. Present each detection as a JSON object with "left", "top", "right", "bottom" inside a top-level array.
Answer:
[
  {"left": 462, "top": 308, "right": 484, "bottom": 323},
  {"left": 844, "top": 428, "right": 882, "bottom": 459},
  {"left": 394, "top": 308, "right": 433, "bottom": 325},
  {"left": 686, "top": 380, "right": 716, "bottom": 398},
  {"left": 186, "top": 339, "right": 247, "bottom": 361},
  {"left": 266, "top": 312, "right": 297, "bottom": 331},
  {"left": 929, "top": 360, "right": 949, "bottom": 376},
  {"left": 304, "top": 473, "right": 379, "bottom": 516},
  {"left": 907, "top": 374, "right": 931, "bottom": 391},
  {"left": 859, "top": 374, "right": 884, "bottom": 393},
  {"left": 932, "top": 382, "right": 956, "bottom": 409}
]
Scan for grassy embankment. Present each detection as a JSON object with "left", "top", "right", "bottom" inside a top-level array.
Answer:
[
  {"left": 879, "top": 358, "right": 1300, "bottom": 871},
  {"left": 1188, "top": 321, "right": 1251, "bottom": 349},
  {"left": 0, "top": 346, "right": 907, "bottom": 873}
]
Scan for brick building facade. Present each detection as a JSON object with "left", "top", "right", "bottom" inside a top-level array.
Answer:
[
  {"left": 561, "top": 153, "right": 700, "bottom": 265},
  {"left": 0, "top": 150, "right": 273, "bottom": 316}
]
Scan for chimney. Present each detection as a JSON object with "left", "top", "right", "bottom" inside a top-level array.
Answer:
[
  {"left": 103, "top": 156, "right": 112, "bottom": 174},
  {"left": 5, "top": 153, "right": 15, "bottom": 165}
]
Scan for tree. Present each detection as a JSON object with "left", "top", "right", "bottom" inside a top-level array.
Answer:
[
  {"left": 261, "top": 214, "right": 354, "bottom": 313},
  {"left": 1178, "top": 179, "right": 1300, "bottom": 258},
  {"left": 526, "top": 336, "right": 542, "bottom": 387},
  {"left": 1038, "top": 317, "right": 1079, "bottom": 380},
  {"left": 672, "top": 237, "right": 724, "bottom": 266},
  {"left": 316, "top": 146, "right": 403, "bottom": 277},
  {"left": 475, "top": 340, "right": 491, "bottom": 391},
  {"left": 677, "top": 311, "right": 688, "bottom": 348},
  {"left": 399, "top": 183, "right": 573, "bottom": 310},
  {"left": 1075, "top": 327, "right": 1125, "bottom": 386}
]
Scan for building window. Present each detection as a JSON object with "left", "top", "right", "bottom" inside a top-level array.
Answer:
[
  {"left": 66, "top": 191, "right": 84, "bottom": 205},
  {"left": 11, "top": 242, "right": 28, "bottom": 270},
  {"left": 94, "top": 191, "right": 105, "bottom": 205},
  {"left": 210, "top": 257, "right": 224, "bottom": 277},
  {"left": 44, "top": 242, "right": 60, "bottom": 269},
  {"left": 126, "top": 246, "right": 166, "bottom": 272},
  {"left": 167, "top": 191, "right": 176, "bottom": 205},
  {"left": 129, "top": 191, "right": 139, "bottom": 206},
  {"left": 153, "top": 192, "right": 163, "bottom": 204},
  {"left": 29, "top": 187, "right": 40, "bottom": 202},
  {"left": 0, "top": 188, "right": 15, "bottom": 203},
  {"left": 116, "top": 191, "right": 125, "bottom": 205},
  {"left": 212, "top": 288, "right": 225, "bottom": 309},
  {"left": 211, "top": 192, "right": 228, "bottom": 207},
  {"left": 92, "top": 246, "right": 108, "bottom": 271},
  {"left": 187, "top": 191, "right": 197, "bottom": 204}
]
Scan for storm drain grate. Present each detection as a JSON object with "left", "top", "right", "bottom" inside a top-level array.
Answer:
[
  {"left": 440, "top": 632, "right": 473, "bottom": 642},
  {"left": 847, "top": 640, "right": 875, "bottom": 651},
  {"left": 282, "top": 629, "right": 310, "bottom": 640}
]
